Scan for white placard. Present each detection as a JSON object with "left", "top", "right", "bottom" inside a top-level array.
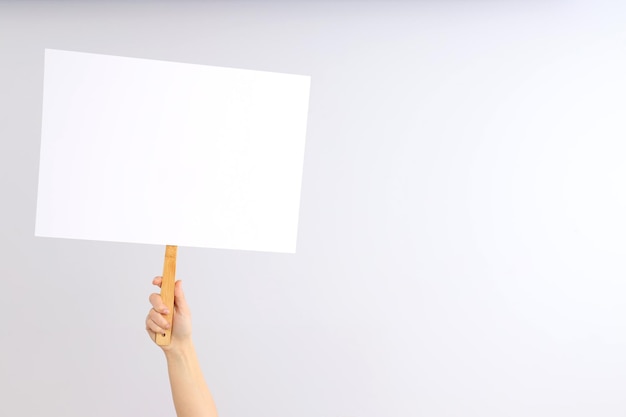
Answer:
[{"left": 36, "top": 49, "right": 310, "bottom": 253}]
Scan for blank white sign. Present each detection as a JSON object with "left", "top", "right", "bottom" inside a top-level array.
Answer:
[{"left": 36, "top": 49, "right": 310, "bottom": 253}]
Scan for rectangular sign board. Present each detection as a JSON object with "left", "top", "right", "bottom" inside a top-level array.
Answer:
[{"left": 36, "top": 49, "right": 311, "bottom": 253}]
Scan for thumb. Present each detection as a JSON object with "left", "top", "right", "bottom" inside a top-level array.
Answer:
[{"left": 173, "top": 280, "right": 191, "bottom": 315}]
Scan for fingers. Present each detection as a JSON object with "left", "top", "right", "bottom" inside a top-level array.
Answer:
[
  {"left": 145, "top": 318, "right": 166, "bottom": 339},
  {"left": 147, "top": 276, "right": 175, "bottom": 343},
  {"left": 145, "top": 309, "right": 171, "bottom": 337},
  {"left": 149, "top": 292, "right": 170, "bottom": 315}
]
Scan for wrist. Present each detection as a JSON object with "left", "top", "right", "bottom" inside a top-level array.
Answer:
[{"left": 163, "top": 338, "right": 195, "bottom": 361}]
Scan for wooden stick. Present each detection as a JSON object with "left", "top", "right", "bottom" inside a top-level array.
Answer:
[{"left": 156, "top": 245, "right": 177, "bottom": 346}]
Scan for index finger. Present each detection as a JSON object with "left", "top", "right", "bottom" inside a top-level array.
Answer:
[{"left": 152, "top": 276, "right": 162, "bottom": 288}]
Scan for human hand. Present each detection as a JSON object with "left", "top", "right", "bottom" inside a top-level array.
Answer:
[{"left": 145, "top": 276, "right": 193, "bottom": 353}]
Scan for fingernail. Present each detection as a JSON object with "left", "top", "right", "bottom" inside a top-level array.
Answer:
[{"left": 163, "top": 308, "right": 169, "bottom": 314}]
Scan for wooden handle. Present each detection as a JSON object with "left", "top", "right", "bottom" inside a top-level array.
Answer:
[{"left": 156, "top": 245, "right": 177, "bottom": 346}]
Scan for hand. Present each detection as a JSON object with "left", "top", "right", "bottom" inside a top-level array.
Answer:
[{"left": 146, "top": 276, "right": 193, "bottom": 352}]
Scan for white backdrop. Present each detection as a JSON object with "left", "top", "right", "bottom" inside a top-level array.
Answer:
[{"left": 1, "top": 1, "right": 626, "bottom": 416}]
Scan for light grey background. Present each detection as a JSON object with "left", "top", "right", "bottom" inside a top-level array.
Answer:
[{"left": 2, "top": 1, "right": 626, "bottom": 416}]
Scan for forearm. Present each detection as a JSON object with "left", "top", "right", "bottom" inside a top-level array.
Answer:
[{"left": 165, "top": 341, "right": 218, "bottom": 417}]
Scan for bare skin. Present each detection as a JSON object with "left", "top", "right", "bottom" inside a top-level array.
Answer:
[{"left": 146, "top": 276, "right": 218, "bottom": 417}]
